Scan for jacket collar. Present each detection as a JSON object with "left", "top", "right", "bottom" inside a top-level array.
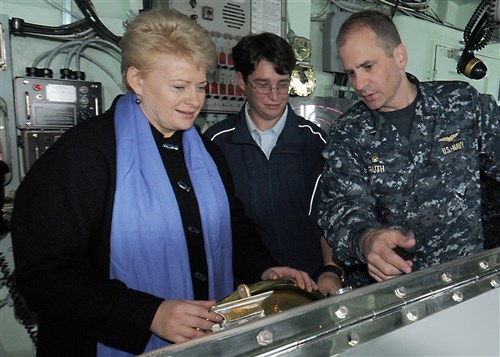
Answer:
[{"left": 231, "top": 102, "right": 303, "bottom": 147}]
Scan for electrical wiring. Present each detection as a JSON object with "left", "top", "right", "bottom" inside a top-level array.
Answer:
[
  {"left": 311, "top": 0, "right": 333, "bottom": 21},
  {"left": 9, "top": 18, "right": 91, "bottom": 35},
  {"left": 384, "top": 0, "right": 429, "bottom": 7},
  {"left": 377, "top": 0, "right": 428, "bottom": 13},
  {"left": 61, "top": 39, "right": 120, "bottom": 70},
  {"left": 390, "top": 0, "right": 401, "bottom": 18},
  {"left": 402, "top": 7, "right": 444, "bottom": 25},
  {"left": 73, "top": 39, "right": 121, "bottom": 73},
  {"left": 9, "top": 17, "right": 95, "bottom": 40},
  {"left": 77, "top": 53, "right": 125, "bottom": 92},
  {"left": 43, "top": 40, "right": 86, "bottom": 69},
  {"left": 329, "top": 0, "right": 439, "bottom": 25},
  {"left": 390, "top": 0, "right": 428, "bottom": 5},
  {"left": 331, "top": 0, "right": 428, "bottom": 14},
  {"left": 32, "top": 48, "right": 69, "bottom": 69},
  {"left": 10, "top": 0, "right": 123, "bottom": 44},
  {"left": 284, "top": 5, "right": 296, "bottom": 44},
  {"left": 31, "top": 41, "right": 124, "bottom": 91},
  {"left": 463, "top": 0, "right": 499, "bottom": 51},
  {"left": 370, "top": 0, "right": 446, "bottom": 26},
  {"left": 331, "top": 0, "right": 378, "bottom": 13},
  {"left": 0, "top": 250, "right": 38, "bottom": 345},
  {"left": 426, "top": 6, "right": 444, "bottom": 25},
  {"left": 75, "top": 0, "right": 121, "bottom": 45},
  {"left": 0, "top": 97, "right": 8, "bottom": 118},
  {"left": 14, "top": 28, "right": 95, "bottom": 41}
]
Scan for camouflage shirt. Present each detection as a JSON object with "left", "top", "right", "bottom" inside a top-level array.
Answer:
[{"left": 318, "top": 74, "right": 500, "bottom": 287}]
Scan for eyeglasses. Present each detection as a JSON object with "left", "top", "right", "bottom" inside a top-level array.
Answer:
[{"left": 246, "top": 80, "right": 290, "bottom": 95}]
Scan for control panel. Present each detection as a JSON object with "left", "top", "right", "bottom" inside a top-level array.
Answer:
[
  {"left": 20, "top": 129, "right": 66, "bottom": 172},
  {"left": 14, "top": 77, "right": 102, "bottom": 173},
  {"left": 14, "top": 77, "right": 102, "bottom": 129},
  {"left": 160, "top": 0, "right": 286, "bottom": 114}
]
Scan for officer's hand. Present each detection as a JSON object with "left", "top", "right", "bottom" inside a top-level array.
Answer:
[
  {"left": 317, "top": 270, "right": 342, "bottom": 296},
  {"left": 360, "top": 229, "right": 415, "bottom": 282}
]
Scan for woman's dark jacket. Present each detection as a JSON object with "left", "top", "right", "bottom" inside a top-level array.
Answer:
[{"left": 10, "top": 98, "right": 277, "bottom": 356}]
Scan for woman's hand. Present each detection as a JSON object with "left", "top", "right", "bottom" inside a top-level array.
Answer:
[
  {"left": 261, "top": 267, "right": 317, "bottom": 292},
  {"left": 150, "top": 299, "right": 223, "bottom": 344}
]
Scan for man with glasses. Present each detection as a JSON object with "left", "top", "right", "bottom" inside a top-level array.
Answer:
[{"left": 205, "top": 32, "right": 343, "bottom": 296}]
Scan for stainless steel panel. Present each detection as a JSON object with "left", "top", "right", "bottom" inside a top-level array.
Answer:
[{"left": 141, "top": 247, "right": 500, "bottom": 357}]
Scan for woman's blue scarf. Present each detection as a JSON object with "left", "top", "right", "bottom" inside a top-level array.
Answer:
[{"left": 98, "top": 93, "right": 233, "bottom": 356}]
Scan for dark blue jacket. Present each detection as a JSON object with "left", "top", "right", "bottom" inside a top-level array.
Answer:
[{"left": 205, "top": 104, "right": 327, "bottom": 276}]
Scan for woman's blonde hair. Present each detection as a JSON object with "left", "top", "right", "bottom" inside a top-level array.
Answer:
[{"left": 120, "top": 9, "right": 216, "bottom": 91}]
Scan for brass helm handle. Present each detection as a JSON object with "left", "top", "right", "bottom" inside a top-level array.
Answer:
[{"left": 237, "top": 284, "right": 251, "bottom": 298}]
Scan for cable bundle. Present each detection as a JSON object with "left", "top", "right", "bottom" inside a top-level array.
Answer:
[{"left": 9, "top": 0, "right": 122, "bottom": 45}]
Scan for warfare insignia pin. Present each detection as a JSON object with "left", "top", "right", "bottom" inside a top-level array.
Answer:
[{"left": 438, "top": 132, "right": 459, "bottom": 143}]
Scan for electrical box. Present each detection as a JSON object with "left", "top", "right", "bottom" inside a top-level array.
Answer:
[
  {"left": 14, "top": 77, "right": 102, "bottom": 129},
  {"left": 150, "top": 0, "right": 286, "bottom": 37},
  {"left": 149, "top": 0, "right": 287, "bottom": 114},
  {"left": 20, "top": 129, "right": 65, "bottom": 172},
  {"left": 14, "top": 76, "right": 103, "bottom": 172}
]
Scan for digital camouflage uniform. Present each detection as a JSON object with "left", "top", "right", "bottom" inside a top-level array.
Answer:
[
  {"left": 318, "top": 74, "right": 500, "bottom": 288},
  {"left": 482, "top": 170, "right": 500, "bottom": 250}
]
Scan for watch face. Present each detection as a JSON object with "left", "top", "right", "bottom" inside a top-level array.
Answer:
[{"left": 292, "top": 36, "right": 311, "bottom": 62}]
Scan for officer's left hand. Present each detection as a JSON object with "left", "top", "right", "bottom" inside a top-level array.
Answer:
[{"left": 317, "top": 271, "right": 342, "bottom": 296}]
